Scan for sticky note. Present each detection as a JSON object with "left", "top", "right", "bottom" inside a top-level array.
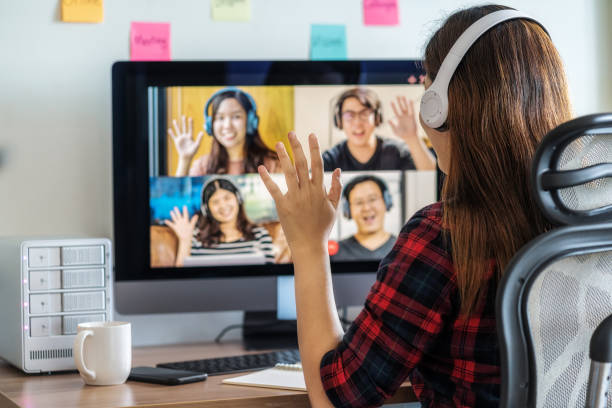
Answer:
[
  {"left": 310, "top": 25, "right": 347, "bottom": 61},
  {"left": 211, "top": 0, "right": 251, "bottom": 22},
  {"left": 363, "top": 0, "right": 399, "bottom": 26},
  {"left": 61, "top": 0, "right": 104, "bottom": 23},
  {"left": 130, "top": 22, "right": 171, "bottom": 61}
]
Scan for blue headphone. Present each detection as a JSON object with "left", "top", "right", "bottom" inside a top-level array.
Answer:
[
  {"left": 342, "top": 175, "right": 393, "bottom": 219},
  {"left": 203, "top": 87, "right": 259, "bottom": 138}
]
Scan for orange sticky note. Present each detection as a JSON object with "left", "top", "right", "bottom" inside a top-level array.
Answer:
[
  {"left": 61, "top": 0, "right": 104, "bottom": 23},
  {"left": 363, "top": 0, "right": 399, "bottom": 26},
  {"left": 130, "top": 22, "right": 171, "bottom": 61}
]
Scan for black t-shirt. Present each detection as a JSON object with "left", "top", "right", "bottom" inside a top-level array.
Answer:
[
  {"left": 331, "top": 235, "right": 396, "bottom": 261},
  {"left": 322, "top": 136, "right": 416, "bottom": 171}
]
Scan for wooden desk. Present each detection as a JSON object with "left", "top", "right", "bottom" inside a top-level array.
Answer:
[{"left": 0, "top": 342, "right": 416, "bottom": 407}]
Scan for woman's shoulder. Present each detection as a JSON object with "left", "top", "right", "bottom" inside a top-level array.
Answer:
[
  {"left": 189, "top": 155, "right": 210, "bottom": 176},
  {"left": 411, "top": 201, "right": 444, "bottom": 225},
  {"left": 394, "top": 201, "right": 448, "bottom": 256}
]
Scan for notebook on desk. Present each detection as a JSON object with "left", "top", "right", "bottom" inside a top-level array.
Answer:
[{"left": 222, "top": 362, "right": 306, "bottom": 391}]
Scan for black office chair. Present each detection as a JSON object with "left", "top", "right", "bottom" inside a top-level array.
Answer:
[{"left": 497, "top": 113, "right": 612, "bottom": 408}]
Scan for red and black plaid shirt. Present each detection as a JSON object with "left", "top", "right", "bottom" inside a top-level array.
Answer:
[{"left": 320, "top": 202, "right": 500, "bottom": 407}]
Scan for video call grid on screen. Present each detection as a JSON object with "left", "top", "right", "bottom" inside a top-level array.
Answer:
[{"left": 148, "top": 83, "right": 437, "bottom": 270}]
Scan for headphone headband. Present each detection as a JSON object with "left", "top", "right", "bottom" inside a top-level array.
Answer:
[
  {"left": 203, "top": 87, "right": 259, "bottom": 137},
  {"left": 420, "top": 10, "right": 547, "bottom": 129}
]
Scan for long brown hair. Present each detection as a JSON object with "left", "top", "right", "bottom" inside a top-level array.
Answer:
[
  {"left": 206, "top": 90, "right": 278, "bottom": 174},
  {"left": 424, "top": 5, "right": 572, "bottom": 314}
]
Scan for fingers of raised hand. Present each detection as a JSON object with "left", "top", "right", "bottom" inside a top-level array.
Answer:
[
  {"left": 169, "top": 206, "right": 180, "bottom": 222},
  {"left": 398, "top": 96, "right": 409, "bottom": 112},
  {"left": 288, "top": 132, "right": 309, "bottom": 186},
  {"left": 327, "top": 168, "right": 342, "bottom": 209},
  {"left": 168, "top": 127, "right": 177, "bottom": 141},
  {"left": 258, "top": 165, "right": 283, "bottom": 202},
  {"left": 172, "top": 119, "right": 181, "bottom": 137},
  {"left": 276, "top": 139, "right": 299, "bottom": 191},
  {"left": 308, "top": 133, "right": 323, "bottom": 187},
  {"left": 391, "top": 100, "right": 401, "bottom": 118}
]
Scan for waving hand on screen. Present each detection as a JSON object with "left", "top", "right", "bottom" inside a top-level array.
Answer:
[
  {"left": 168, "top": 116, "right": 204, "bottom": 177},
  {"left": 389, "top": 96, "right": 437, "bottom": 170},
  {"left": 164, "top": 205, "right": 198, "bottom": 267}
]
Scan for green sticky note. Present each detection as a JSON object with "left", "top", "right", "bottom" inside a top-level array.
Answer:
[
  {"left": 211, "top": 0, "right": 251, "bottom": 22},
  {"left": 310, "top": 24, "right": 347, "bottom": 60}
]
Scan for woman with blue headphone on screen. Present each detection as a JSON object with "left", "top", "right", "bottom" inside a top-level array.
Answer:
[
  {"left": 258, "top": 5, "right": 572, "bottom": 407},
  {"left": 165, "top": 177, "right": 275, "bottom": 267},
  {"left": 169, "top": 87, "right": 279, "bottom": 176}
]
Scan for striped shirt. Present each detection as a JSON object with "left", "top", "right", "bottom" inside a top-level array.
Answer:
[{"left": 191, "top": 226, "right": 275, "bottom": 264}]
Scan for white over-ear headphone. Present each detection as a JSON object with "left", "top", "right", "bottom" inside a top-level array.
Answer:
[{"left": 420, "top": 9, "right": 546, "bottom": 129}]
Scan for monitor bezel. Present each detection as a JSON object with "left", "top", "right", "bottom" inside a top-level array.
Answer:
[{"left": 112, "top": 60, "right": 426, "bottom": 282}]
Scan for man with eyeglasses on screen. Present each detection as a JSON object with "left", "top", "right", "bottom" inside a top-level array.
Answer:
[
  {"left": 332, "top": 175, "right": 397, "bottom": 261},
  {"left": 322, "top": 87, "right": 436, "bottom": 171}
]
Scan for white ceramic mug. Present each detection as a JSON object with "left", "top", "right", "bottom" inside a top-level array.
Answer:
[{"left": 73, "top": 321, "right": 132, "bottom": 386}]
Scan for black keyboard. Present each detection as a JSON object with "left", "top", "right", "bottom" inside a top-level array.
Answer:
[{"left": 156, "top": 349, "right": 300, "bottom": 376}]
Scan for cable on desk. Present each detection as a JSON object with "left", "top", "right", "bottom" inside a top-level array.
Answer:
[{"left": 214, "top": 320, "right": 298, "bottom": 344}]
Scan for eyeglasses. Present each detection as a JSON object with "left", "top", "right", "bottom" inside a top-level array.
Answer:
[
  {"left": 350, "top": 194, "right": 383, "bottom": 209},
  {"left": 341, "top": 108, "right": 374, "bottom": 123}
]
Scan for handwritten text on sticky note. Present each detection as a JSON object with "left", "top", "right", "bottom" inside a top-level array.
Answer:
[
  {"left": 130, "top": 22, "right": 171, "bottom": 61},
  {"left": 310, "top": 25, "right": 347, "bottom": 61},
  {"left": 363, "top": 0, "right": 399, "bottom": 26},
  {"left": 211, "top": 0, "right": 251, "bottom": 22},
  {"left": 61, "top": 0, "right": 104, "bottom": 23}
]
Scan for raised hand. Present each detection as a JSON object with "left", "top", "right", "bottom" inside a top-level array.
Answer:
[
  {"left": 168, "top": 116, "right": 204, "bottom": 176},
  {"left": 258, "top": 132, "right": 342, "bottom": 255},
  {"left": 389, "top": 96, "right": 419, "bottom": 144},
  {"left": 164, "top": 206, "right": 198, "bottom": 242}
]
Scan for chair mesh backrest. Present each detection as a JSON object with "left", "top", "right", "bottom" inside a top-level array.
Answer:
[
  {"left": 526, "top": 251, "right": 612, "bottom": 408},
  {"left": 557, "top": 133, "right": 612, "bottom": 211}
]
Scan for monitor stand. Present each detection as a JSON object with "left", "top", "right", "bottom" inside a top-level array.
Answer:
[{"left": 242, "top": 311, "right": 298, "bottom": 350}]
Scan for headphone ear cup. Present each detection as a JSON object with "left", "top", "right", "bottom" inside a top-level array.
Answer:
[
  {"left": 342, "top": 198, "right": 351, "bottom": 219},
  {"left": 383, "top": 189, "right": 393, "bottom": 211},
  {"left": 334, "top": 111, "right": 342, "bottom": 130},
  {"left": 246, "top": 112, "right": 259, "bottom": 135},
  {"left": 420, "top": 87, "right": 448, "bottom": 129},
  {"left": 205, "top": 117, "right": 213, "bottom": 136}
]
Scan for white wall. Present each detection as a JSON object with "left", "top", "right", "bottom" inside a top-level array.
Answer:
[{"left": 0, "top": 0, "right": 609, "bottom": 346}]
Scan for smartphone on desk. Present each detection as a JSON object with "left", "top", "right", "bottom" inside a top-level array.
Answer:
[{"left": 128, "top": 366, "right": 207, "bottom": 385}]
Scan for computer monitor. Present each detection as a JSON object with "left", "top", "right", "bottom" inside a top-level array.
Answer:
[{"left": 111, "top": 61, "right": 438, "bottom": 347}]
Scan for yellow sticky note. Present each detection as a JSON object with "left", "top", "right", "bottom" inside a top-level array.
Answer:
[
  {"left": 61, "top": 0, "right": 104, "bottom": 23},
  {"left": 211, "top": 0, "right": 251, "bottom": 22}
]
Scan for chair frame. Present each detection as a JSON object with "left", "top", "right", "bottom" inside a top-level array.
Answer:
[{"left": 496, "top": 222, "right": 612, "bottom": 407}]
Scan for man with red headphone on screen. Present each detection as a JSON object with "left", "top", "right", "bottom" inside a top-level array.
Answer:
[{"left": 322, "top": 87, "right": 437, "bottom": 171}]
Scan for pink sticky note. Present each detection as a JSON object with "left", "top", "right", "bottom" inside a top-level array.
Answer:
[
  {"left": 130, "top": 22, "right": 171, "bottom": 61},
  {"left": 363, "top": 0, "right": 399, "bottom": 26}
]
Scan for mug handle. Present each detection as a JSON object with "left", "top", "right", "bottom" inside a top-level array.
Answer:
[{"left": 74, "top": 330, "right": 96, "bottom": 381}]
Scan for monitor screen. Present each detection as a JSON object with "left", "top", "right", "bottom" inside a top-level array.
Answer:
[{"left": 112, "top": 61, "right": 438, "bottom": 314}]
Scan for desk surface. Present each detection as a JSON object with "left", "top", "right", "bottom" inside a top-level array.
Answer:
[{"left": 0, "top": 342, "right": 416, "bottom": 408}]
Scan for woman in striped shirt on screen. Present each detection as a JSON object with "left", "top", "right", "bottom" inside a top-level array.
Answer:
[{"left": 166, "top": 177, "right": 275, "bottom": 267}]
